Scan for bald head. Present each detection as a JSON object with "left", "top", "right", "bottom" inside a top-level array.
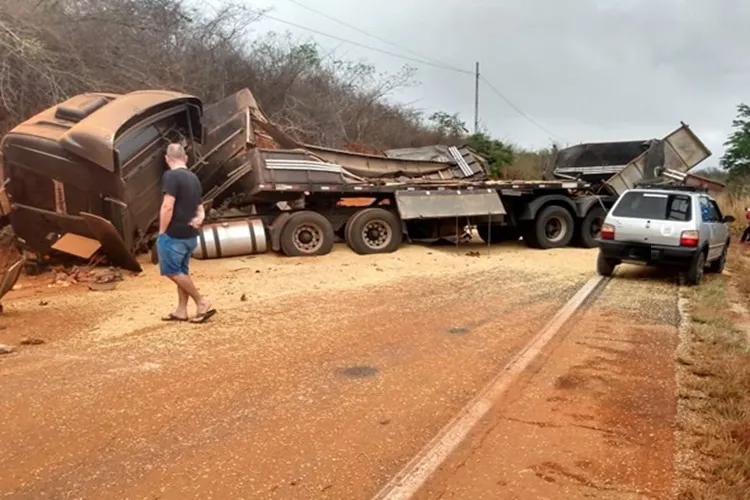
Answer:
[{"left": 165, "top": 143, "right": 188, "bottom": 169}]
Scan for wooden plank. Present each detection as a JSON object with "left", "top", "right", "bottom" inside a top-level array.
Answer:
[{"left": 51, "top": 233, "right": 101, "bottom": 259}]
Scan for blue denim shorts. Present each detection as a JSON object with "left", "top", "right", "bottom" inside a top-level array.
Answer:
[{"left": 157, "top": 233, "right": 198, "bottom": 276}]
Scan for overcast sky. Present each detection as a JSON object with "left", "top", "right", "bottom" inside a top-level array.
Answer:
[{"left": 243, "top": 0, "right": 747, "bottom": 167}]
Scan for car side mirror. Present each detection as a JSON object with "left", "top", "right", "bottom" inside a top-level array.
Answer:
[{"left": 723, "top": 215, "right": 736, "bottom": 223}]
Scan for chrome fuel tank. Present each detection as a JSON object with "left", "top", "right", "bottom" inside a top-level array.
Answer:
[{"left": 193, "top": 218, "right": 268, "bottom": 259}]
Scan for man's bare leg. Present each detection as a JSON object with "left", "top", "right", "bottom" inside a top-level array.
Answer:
[
  {"left": 172, "top": 286, "right": 190, "bottom": 319},
  {"left": 168, "top": 274, "right": 211, "bottom": 315}
]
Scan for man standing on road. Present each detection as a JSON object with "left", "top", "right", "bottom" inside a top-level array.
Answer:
[{"left": 157, "top": 143, "right": 215, "bottom": 323}]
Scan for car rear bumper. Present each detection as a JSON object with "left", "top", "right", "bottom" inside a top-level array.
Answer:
[{"left": 596, "top": 239, "right": 699, "bottom": 267}]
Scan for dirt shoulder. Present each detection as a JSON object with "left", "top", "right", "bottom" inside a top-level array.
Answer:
[
  {"left": 416, "top": 265, "right": 681, "bottom": 499},
  {"left": 674, "top": 245, "right": 750, "bottom": 499}
]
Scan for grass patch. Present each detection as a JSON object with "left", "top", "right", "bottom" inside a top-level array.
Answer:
[{"left": 678, "top": 268, "right": 750, "bottom": 500}]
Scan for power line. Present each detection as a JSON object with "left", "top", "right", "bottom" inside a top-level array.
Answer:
[
  {"left": 259, "top": 8, "right": 567, "bottom": 143},
  {"left": 480, "top": 76, "right": 568, "bottom": 144},
  {"left": 281, "top": 0, "right": 468, "bottom": 73},
  {"left": 260, "top": 12, "right": 473, "bottom": 74}
]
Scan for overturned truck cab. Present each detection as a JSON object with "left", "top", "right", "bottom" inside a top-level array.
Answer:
[
  {"left": 1, "top": 91, "right": 205, "bottom": 271},
  {"left": 1, "top": 89, "right": 255, "bottom": 272}
]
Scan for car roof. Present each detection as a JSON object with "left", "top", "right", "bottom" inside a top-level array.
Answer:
[{"left": 624, "top": 188, "right": 707, "bottom": 197}]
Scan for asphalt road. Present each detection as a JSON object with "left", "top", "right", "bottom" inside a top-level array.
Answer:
[{"left": 413, "top": 265, "right": 680, "bottom": 500}]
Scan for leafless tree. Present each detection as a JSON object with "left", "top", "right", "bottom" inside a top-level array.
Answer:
[{"left": 0, "top": 0, "right": 469, "bottom": 151}]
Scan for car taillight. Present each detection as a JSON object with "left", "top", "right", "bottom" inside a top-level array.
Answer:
[
  {"left": 600, "top": 223, "right": 615, "bottom": 240},
  {"left": 680, "top": 230, "right": 699, "bottom": 247}
]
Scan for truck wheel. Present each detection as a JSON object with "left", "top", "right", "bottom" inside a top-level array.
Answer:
[
  {"left": 527, "top": 205, "right": 574, "bottom": 249},
  {"left": 476, "top": 224, "right": 520, "bottom": 244},
  {"left": 280, "top": 211, "right": 335, "bottom": 257},
  {"left": 576, "top": 207, "right": 605, "bottom": 248},
  {"left": 686, "top": 250, "right": 706, "bottom": 286},
  {"left": 345, "top": 208, "right": 402, "bottom": 255},
  {"left": 596, "top": 252, "right": 618, "bottom": 277},
  {"left": 708, "top": 242, "right": 729, "bottom": 273}
]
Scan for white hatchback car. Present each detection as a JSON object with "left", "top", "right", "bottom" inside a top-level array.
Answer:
[{"left": 595, "top": 187, "right": 734, "bottom": 285}]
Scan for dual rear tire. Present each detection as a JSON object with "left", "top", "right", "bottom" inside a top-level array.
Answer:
[
  {"left": 279, "top": 208, "right": 403, "bottom": 257},
  {"left": 279, "top": 211, "right": 335, "bottom": 257},
  {"left": 524, "top": 205, "right": 575, "bottom": 249},
  {"left": 344, "top": 208, "right": 402, "bottom": 255},
  {"left": 479, "top": 205, "right": 603, "bottom": 250}
]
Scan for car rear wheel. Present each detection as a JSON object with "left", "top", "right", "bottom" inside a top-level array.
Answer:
[
  {"left": 686, "top": 250, "right": 706, "bottom": 286},
  {"left": 596, "top": 251, "right": 618, "bottom": 277}
]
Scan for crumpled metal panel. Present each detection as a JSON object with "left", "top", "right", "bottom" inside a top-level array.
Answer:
[{"left": 605, "top": 123, "right": 711, "bottom": 196}]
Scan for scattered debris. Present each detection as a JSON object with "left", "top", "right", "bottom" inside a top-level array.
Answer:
[
  {"left": 0, "top": 344, "right": 15, "bottom": 355},
  {"left": 241, "top": 293, "right": 247, "bottom": 301},
  {"left": 465, "top": 251, "right": 481, "bottom": 257},
  {"left": 47, "top": 264, "right": 124, "bottom": 290},
  {"left": 339, "top": 365, "right": 379, "bottom": 378},
  {"left": 38, "top": 300, "right": 48, "bottom": 306},
  {"left": 88, "top": 281, "right": 118, "bottom": 292},
  {"left": 447, "top": 327, "right": 470, "bottom": 335},
  {"left": 20, "top": 337, "right": 45, "bottom": 346}
]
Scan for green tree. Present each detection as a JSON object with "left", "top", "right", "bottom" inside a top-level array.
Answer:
[
  {"left": 466, "top": 132, "right": 515, "bottom": 178},
  {"left": 720, "top": 103, "right": 750, "bottom": 180},
  {"left": 428, "top": 111, "right": 468, "bottom": 137}
]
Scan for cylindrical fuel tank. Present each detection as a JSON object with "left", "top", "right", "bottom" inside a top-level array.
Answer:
[{"left": 193, "top": 218, "right": 268, "bottom": 259}]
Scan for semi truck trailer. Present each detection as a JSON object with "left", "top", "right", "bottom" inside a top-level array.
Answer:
[{"left": 0, "top": 88, "right": 712, "bottom": 271}]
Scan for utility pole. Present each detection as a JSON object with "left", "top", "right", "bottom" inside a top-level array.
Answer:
[{"left": 473, "top": 61, "right": 480, "bottom": 135}]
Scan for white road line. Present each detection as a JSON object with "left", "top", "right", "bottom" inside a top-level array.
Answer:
[{"left": 372, "top": 274, "right": 607, "bottom": 500}]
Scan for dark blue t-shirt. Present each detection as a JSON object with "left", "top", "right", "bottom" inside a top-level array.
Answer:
[{"left": 162, "top": 168, "right": 202, "bottom": 239}]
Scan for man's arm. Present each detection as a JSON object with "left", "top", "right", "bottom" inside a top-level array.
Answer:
[
  {"left": 159, "top": 194, "right": 175, "bottom": 235},
  {"left": 190, "top": 203, "right": 205, "bottom": 229}
]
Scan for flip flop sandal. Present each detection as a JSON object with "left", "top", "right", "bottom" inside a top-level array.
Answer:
[
  {"left": 161, "top": 313, "right": 188, "bottom": 322},
  {"left": 190, "top": 309, "right": 216, "bottom": 323}
]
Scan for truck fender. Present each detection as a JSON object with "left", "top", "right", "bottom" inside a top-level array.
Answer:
[
  {"left": 518, "top": 195, "right": 577, "bottom": 221},
  {"left": 269, "top": 212, "right": 292, "bottom": 252}
]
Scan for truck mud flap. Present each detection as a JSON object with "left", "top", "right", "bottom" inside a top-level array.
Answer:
[
  {"left": 80, "top": 212, "right": 142, "bottom": 273},
  {"left": 0, "top": 256, "right": 25, "bottom": 301},
  {"left": 394, "top": 189, "right": 506, "bottom": 220}
]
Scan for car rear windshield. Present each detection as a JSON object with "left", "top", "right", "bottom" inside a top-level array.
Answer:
[{"left": 612, "top": 192, "right": 692, "bottom": 221}]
